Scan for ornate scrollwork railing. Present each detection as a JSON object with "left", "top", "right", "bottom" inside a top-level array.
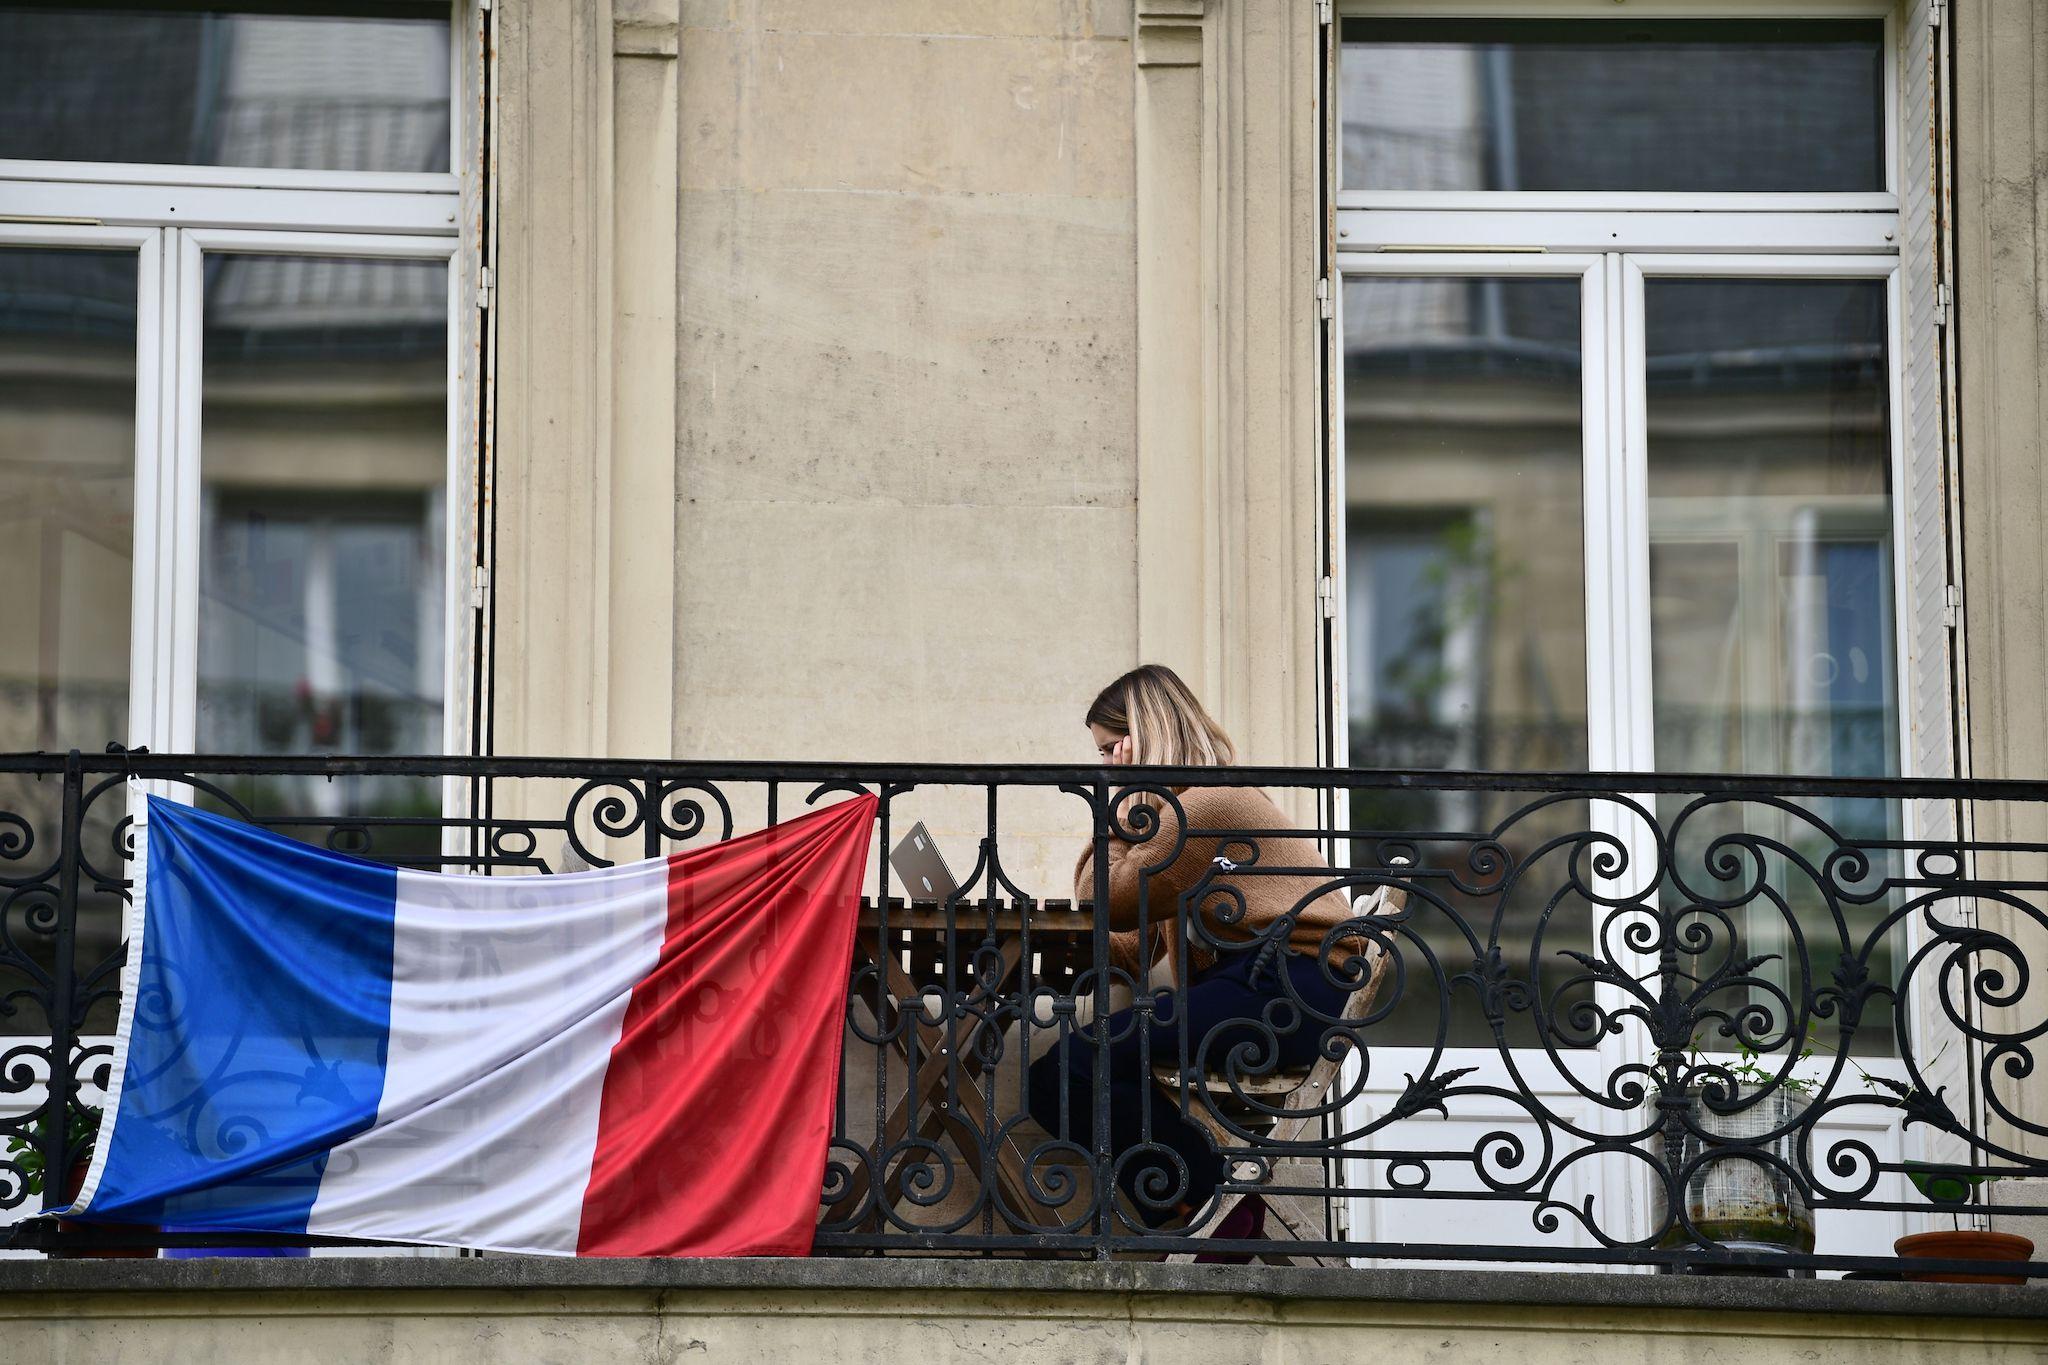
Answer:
[{"left": 0, "top": 750, "right": 2042, "bottom": 1277}]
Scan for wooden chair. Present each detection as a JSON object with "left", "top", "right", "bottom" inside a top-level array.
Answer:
[{"left": 1149, "top": 874, "right": 1406, "bottom": 1266}]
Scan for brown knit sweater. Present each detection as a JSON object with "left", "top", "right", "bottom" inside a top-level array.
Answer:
[{"left": 1070, "top": 784, "right": 1363, "bottom": 981}]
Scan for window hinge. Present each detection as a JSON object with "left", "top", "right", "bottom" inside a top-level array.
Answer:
[
  {"left": 1317, "top": 0, "right": 1333, "bottom": 26},
  {"left": 471, "top": 563, "right": 491, "bottom": 611},
  {"left": 1930, "top": 0, "right": 1944, "bottom": 27},
  {"left": 1944, "top": 582, "right": 1962, "bottom": 630},
  {"left": 1316, "top": 276, "right": 1333, "bottom": 321},
  {"left": 1935, "top": 281, "right": 1950, "bottom": 328},
  {"left": 476, "top": 265, "right": 493, "bottom": 310},
  {"left": 1318, "top": 574, "right": 1337, "bottom": 619}
]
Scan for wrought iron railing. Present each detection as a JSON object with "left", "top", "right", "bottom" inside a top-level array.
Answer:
[{"left": 3, "top": 749, "right": 2045, "bottom": 1278}]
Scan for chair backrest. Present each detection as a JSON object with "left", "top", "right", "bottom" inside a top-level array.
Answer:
[
  {"left": 1168, "top": 865, "right": 1410, "bottom": 1107},
  {"left": 1338, "top": 868, "right": 1409, "bottom": 1026},
  {"left": 1247, "top": 871, "right": 1408, "bottom": 1124}
]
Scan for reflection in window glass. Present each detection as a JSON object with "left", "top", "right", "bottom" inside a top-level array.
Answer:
[
  {"left": 1340, "top": 19, "right": 1883, "bottom": 193},
  {"left": 198, "top": 253, "right": 447, "bottom": 849},
  {"left": 1645, "top": 277, "right": 1898, "bottom": 1055},
  {"left": 0, "top": 5, "right": 451, "bottom": 173},
  {"left": 1344, "top": 275, "right": 1592, "bottom": 1047},
  {"left": 0, "top": 245, "right": 136, "bottom": 1032}
]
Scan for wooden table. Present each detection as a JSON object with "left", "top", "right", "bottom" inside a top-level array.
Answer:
[{"left": 826, "top": 898, "right": 1100, "bottom": 1231}]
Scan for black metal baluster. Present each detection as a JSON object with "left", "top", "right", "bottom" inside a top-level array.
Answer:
[
  {"left": 1090, "top": 776, "right": 1112, "bottom": 1259},
  {"left": 40, "top": 750, "right": 83, "bottom": 1221},
  {"left": 871, "top": 789, "right": 893, "bottom": 1235},
  {"left": 643, "top": 776, "right": 665, "bottom": 862}
]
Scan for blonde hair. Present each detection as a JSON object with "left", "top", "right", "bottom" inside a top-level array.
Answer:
[{"left": 1086, "top": 664, "right": 1237, "bottom": 768}]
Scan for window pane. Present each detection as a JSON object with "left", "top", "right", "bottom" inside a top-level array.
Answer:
[
  {"left": 1343, "top": 275, "right": 1592, "bottom": 1047},
  {"left": 0, "top": 244, "right": 136, "bottom": 1033},
  {"left": 1645, "top": 276, "right": 1899, "bottom": 1055},
  {"left": 0, "top": 248, "right": 134, "bottom": 750},
  {"left": 0, "top": 5, "right": 451, "bottom": 173},
  {"left": 198, "top": 252, "right": 446, "bottom": 849},
  {"left": 1341, "top": 19, "right": 1883, "bottom": 193}
]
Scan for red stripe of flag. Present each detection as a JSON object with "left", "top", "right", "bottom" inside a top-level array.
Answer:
[{"left": 577, "top": 793, "right": 876, "bottom": 1256}]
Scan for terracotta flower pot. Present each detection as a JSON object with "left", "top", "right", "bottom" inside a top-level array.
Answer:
[
  {"left": 53, "top": 1158, "right": 156, "bottom": 1259},
  {"left": 1894, "top": 1229, "right": 2035, "bottom": 1285}
]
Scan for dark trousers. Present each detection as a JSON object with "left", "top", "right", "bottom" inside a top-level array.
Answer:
[{"left": 1024, "top": 948, "right": 1349, "bottom": 1222}]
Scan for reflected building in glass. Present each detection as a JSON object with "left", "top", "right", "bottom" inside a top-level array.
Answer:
[
  {"left": 0, "top": 9, "right": 453, "bottom": 1030},
  {"left": 0, "top": 8, "right": 449, "bottom": 172},
  {"left": 1340, "top": 21, "right": 1901, "bottom": 1052},
  {"left": 194, "top": 250, "right": 449, "bottom": 824}
]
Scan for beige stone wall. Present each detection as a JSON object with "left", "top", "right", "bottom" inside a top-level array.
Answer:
[
  {"left": 489, "top": 0, "right": 1327, "bottom": 884},
  {"left": 1955, "top": 0, "right": 2048, "bottom": 1191},
  {"left": 9, "top": 1278, "right": 2048, "bottom": 1364},
  {"left": 674, "top": 3, "right": 1138, "bottom": 773},
  {"left": 490, "top": 0, "right": 1141, "bottom": 884},
  {"left": 488, "top": 0, "right": 2048, "bottom": 1118},
  {"left": 492, "top": 1, "right": 1139, "bottom": 782}
]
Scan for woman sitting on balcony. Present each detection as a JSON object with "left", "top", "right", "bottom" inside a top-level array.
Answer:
[{"left": 1024, "top": 663, "right": 1370, "bottom": 1245}]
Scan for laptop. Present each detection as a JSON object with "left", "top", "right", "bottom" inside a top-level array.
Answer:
[{"left": 889, "top": 821, "right": 962, "bottom": 902}]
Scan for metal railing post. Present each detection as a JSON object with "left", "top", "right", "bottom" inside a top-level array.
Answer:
[
  {"left": 643, "top": 776, "right": 666, "bottom": 862},
  {"left": 1090, "top": 776, "right": 1113, "bottom": 1259},
  {"left": 40, "top": 749, "right": 83, "bottom": 1217}
]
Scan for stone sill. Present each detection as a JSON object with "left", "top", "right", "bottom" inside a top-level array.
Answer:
[{"left": 2, "top": 1256, "right": 2043, "bottom": 1319}]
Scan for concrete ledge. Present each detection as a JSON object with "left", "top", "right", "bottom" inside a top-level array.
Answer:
[{"left": 2, "top": 1255, "right": 2043, "bottom": 1320}]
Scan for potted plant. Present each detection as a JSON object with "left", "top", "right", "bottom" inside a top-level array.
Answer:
[
  {"left": 1895, "top": 1165, "right": 2034, "bottom": 1284},
  {"left": 1652, "top": 1040, "right": 1820, "bottom": 1268},
  {"left": 5, "top": 1105, "right": 155, "bottom": 1258}
]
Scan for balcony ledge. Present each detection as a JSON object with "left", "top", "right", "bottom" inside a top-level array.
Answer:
[{"left": 2, "top": 1255, "right": 2043, "bottom": 1319}]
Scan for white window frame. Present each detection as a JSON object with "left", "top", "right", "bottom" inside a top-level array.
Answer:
[
  {"left": 1328, "top": 0, "right": 1943, "bottom": 1260},
  {"left": 0, "top": 10, "right": 476, "bottom": 1253},
  {"left": 0, "top": 2, "right": 470, "bottom": 761},
  {"left": 1330, "top": 0, "right": 1920, "bottom": 862},
  {"left": 1332, "top": 0, "right": 1916, "bottom": 777}
]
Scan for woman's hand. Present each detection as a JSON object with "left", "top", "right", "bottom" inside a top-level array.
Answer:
[{"left": 1093, "top": 728, "right": 1134, "bottom": 764}]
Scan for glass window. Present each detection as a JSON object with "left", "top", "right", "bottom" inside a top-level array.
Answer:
[
  {"left": 1340, "top": 19, "right": 1884, "bottom": 193},
  {"left": 0, "top": 247, "right": 135, "bottom": 753},
  {"left": 1647, "top": 278, "right": 1895, "bottom": 778},
  {"left": 1345, "top": 275, "right": 1588, "bottom": 776},
  {"left": 197, "top": 252, "right": 447, "bottom": 844},
  {"left": 0, "top": 243, "right": 138, "bottom": 1034},
  {"left": 1644, "top": 276, "right": 1898, "bottom": 1054},
  {"left": 0, "top": 4, "right": 452, "bottom": 173},
  {"left": 1343, "top": 274, "right": 1592, "bottom": 1047}
]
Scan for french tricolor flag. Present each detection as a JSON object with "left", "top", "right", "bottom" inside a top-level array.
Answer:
[{"left": 63, "top": 791, "right": 877, "bottom": 1256}]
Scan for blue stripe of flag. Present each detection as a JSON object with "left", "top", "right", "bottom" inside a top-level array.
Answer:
[{"left": 82, "top": 796, "right": 400, "bottom": 1231}]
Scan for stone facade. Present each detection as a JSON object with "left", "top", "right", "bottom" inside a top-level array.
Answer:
[
  {"left": 1956, "top": 0, "right": 2048, "bottom": 1216},
  {"left": 479, "top": 0, "right": 2047, "bottom": 1248},
  {"left": 5, "top": 1260, "right": 2046, "bottom": 1363}
]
